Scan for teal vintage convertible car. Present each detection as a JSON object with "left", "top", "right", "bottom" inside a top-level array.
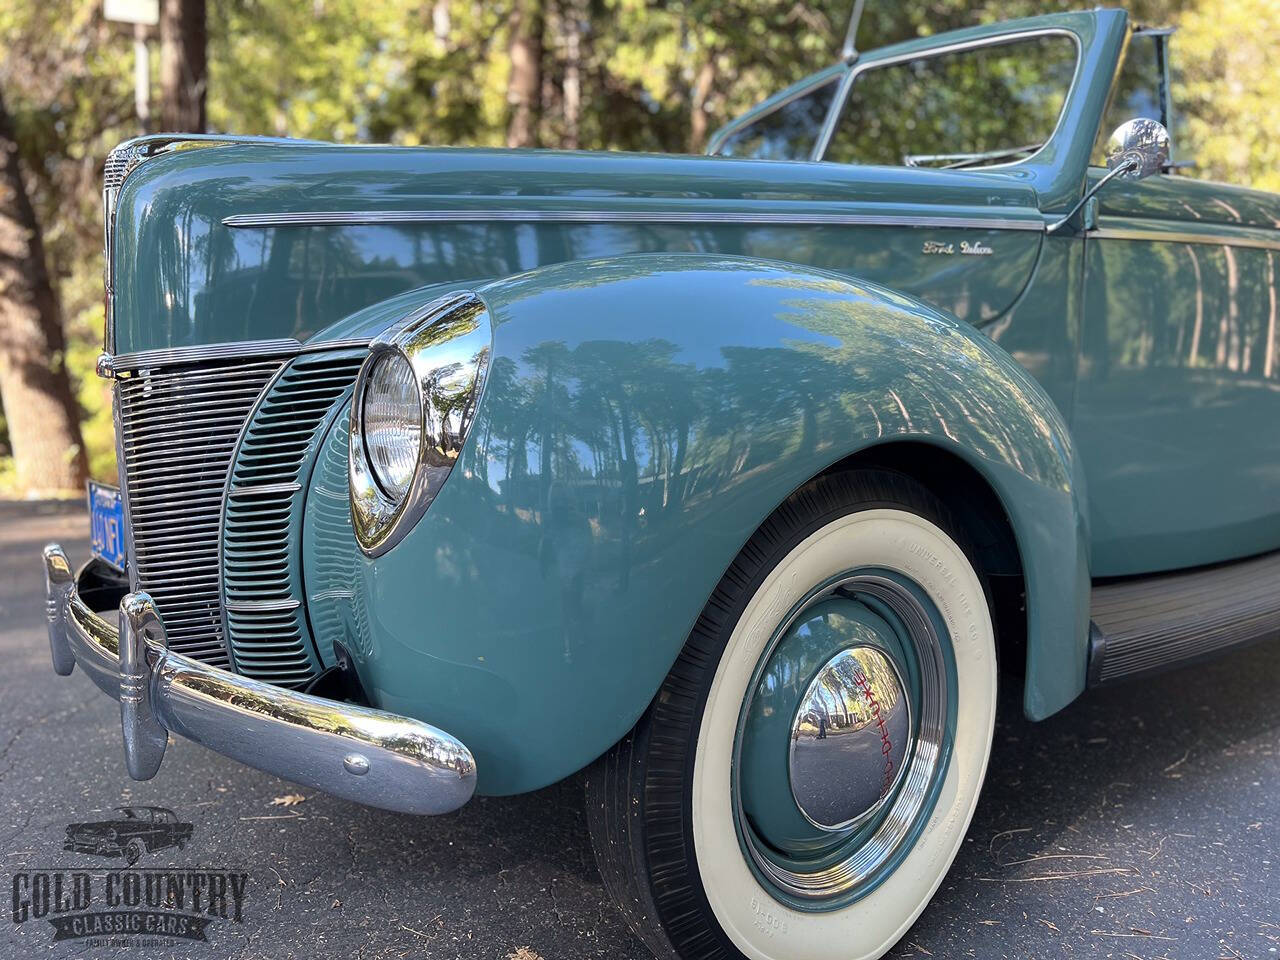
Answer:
[{"left": 40, "top": 8, "right": 1280, "bottom": 958}]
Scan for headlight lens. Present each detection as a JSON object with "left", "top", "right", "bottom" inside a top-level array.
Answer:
[
  {"left": 349, "top": 292, "right": 491, "bottom": 556},
  {"left": 362, "top": 352, "right": 421, "bottom": 500}
]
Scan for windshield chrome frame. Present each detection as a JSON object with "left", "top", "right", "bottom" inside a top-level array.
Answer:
[
  {"left": 811, "top": 26, "right": 1083, "bottom": 169},
  {"left": 1089, "top": 25, "right": 1181, "bottom": 172}
]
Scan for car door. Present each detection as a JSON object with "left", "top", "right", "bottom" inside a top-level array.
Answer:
[{"left": 1074, "top": 36, "right": 1280, "bottom": 575}]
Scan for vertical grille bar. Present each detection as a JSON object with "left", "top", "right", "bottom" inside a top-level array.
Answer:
[{"left": 115, "top": 353, "right": 290, "bottom": 667}]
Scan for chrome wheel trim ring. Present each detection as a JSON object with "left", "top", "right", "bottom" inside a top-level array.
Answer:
[{"left": 732, "top": 571, "right": 952, "bottom": 904}]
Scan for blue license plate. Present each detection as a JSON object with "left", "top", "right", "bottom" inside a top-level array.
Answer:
[{"left": 88, "top": 481, "right": 128, "bottom": 573}]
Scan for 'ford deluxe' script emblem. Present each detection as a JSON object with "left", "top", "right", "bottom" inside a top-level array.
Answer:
[{"left": 921, "top": 239, "right": 994, "bottom": 256}]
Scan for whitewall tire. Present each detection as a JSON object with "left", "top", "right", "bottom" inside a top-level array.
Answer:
[{"left": 586, "top": 468, "right": 999, "bottom": 960}]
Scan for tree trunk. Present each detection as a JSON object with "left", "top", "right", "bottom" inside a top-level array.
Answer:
[
  {"left": 506, "top": 0, "right": 544, "bottom": 148},
  {"left": 160, "top": 0, "right": 207, "bottom": 132},
  {"left": 689, "top": 60, "right": 716, "bottom": 153},
  {"left": 432, "top": 0, "right": 451, "bottom": 43},
  {"left": 560, "top": 0, "right": 583, "bottom": 150},
  {"left": 0, "top": 89, "right": 88, "bottom": 495}
]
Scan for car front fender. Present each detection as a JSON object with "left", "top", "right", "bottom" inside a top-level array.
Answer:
[{"left": 313, "top": 254, "right": 1090, "bottom": 795}]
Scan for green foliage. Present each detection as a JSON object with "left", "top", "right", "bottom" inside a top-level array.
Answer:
[
  {"left": 2, "top": 0, "right": 1278, "bottom": 485},
  {"left": 208, "top": 0, "right": 510, "bottom": 145},
  {"left": 69, "top": 302, "right": 116, "bottom": 481},
  {"left": 1174, "top": 0, "right": 1280, "bottom": 193}
]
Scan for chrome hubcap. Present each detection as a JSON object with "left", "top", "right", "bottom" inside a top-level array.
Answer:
[
  {"left": 733, "top": 571, "right": 954, "bottom": 908},
  {"left": 789, "top": 646, "right": 911, "bottom": 831}
]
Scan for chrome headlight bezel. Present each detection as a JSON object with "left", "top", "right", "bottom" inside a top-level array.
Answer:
[{"left": 349, "top": 292, "right": 492, "bottom": 556}]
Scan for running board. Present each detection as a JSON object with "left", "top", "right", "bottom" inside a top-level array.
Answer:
[{"left": 1087, "top": 550, "right": 1280, "bottom": 685}]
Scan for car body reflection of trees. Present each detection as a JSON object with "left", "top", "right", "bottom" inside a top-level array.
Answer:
[{"left": 451, "top": 274, "right": 1064, "bottom": 652}]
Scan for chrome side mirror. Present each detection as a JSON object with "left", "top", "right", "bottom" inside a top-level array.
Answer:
[
  {"left": 1047, "top": 117, "right": 1172, "bottom": 233},
  {"left": 1105, "top": 117, "right": 1171, "bottom": 180}
]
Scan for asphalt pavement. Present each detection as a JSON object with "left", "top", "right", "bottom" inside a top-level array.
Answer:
[{"left": 1, "top": 500, "right": 1276, "bottom": 960}]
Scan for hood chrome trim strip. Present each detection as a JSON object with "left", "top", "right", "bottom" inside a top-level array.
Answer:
[{"left": 222, "top": 208, "right": 1046, "bottom": 231}]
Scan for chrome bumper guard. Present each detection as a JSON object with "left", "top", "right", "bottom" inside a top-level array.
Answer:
[{"left": 42, "top": 544, "right": 476, "bottom": 815}]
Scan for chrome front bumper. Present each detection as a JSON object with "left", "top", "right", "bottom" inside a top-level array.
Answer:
[{"left": 42, "top": 544, "right": 476, "bottom": 815}]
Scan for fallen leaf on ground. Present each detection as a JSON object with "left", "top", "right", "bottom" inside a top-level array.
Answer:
[
  {"left": 270, "top": 793, "right": 306, "bottom": 807},
  {"left": 506, "top": 949, "right": 545, "bottom": 960}
]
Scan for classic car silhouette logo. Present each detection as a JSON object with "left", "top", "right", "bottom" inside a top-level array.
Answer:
[{"left": 63, "top": 806, "right": 193, "bottom": 866}]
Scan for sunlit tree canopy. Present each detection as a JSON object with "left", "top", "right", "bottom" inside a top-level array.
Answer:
[{"left": 0, "top": 0, "right": 1276, "bottom": 487}]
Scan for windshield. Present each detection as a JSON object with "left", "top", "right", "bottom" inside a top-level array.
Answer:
[
  {"left": 717, "top": 31, "right": 1080, "bottom": 168},
  {"left": 825, "top": 33, "right": 1078, "bottom": 168}
]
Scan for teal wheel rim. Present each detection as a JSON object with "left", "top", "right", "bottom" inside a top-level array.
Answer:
[{"left": 731, "top": 567, "right": 959, "bottom": 912}]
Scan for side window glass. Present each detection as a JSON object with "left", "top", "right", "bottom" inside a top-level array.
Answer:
[
  {"left": 716, "top": 80, "right": 838, "bottom": 161},
  {"left": 824, "top": 34, "right": 1078, "bottom": 169}
]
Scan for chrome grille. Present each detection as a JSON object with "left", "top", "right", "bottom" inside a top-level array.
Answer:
[
  {"left": 222, "top": 351, "right": 364, "bottom": 687},
  {"left": 116, "top": 353, "right": 290, "bottom": 666},
  {"left": 103, "top": 143, "right": 141, "bottom": 194}
]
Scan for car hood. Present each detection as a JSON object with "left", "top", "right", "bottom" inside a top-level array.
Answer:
[{"left": 110, "top": 142, "right": 1043, "bottom": 356}]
